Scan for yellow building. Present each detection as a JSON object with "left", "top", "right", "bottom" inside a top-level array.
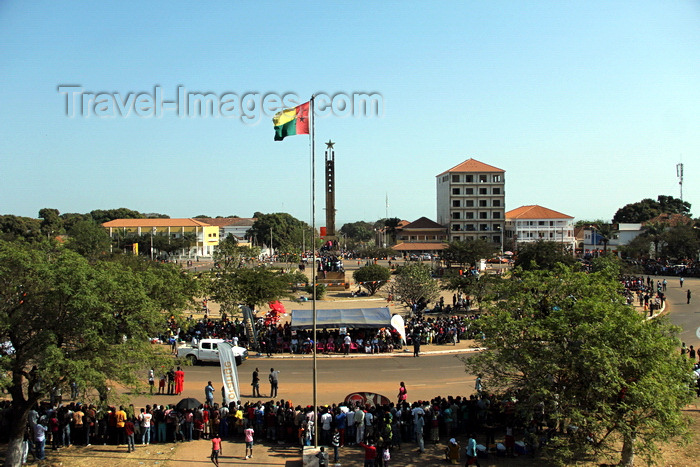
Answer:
[{"left": 102, "top": 218, "right": 219, "bottom": 257}]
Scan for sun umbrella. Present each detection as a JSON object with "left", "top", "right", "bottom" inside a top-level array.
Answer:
[{"left": 176, "top": 397, "right": 202, "bottom": 411}]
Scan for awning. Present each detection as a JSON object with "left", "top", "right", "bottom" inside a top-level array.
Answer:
[{"left": 290, "top": 307, "right": 393, "bottom": 329}]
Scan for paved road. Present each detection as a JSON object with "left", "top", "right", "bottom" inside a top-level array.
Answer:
[
  {"left": 130, "top": 352, "right": 477, "bottom": 409},
  {"left": 658, "top": 275, "right": 700, "bottom": 348}
]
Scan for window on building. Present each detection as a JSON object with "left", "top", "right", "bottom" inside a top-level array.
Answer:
[
  {"left": 452, "top": 212, "right": 461, "bottom": 219},
  {"left": 493, "top": 224, "right": 501, "bottom": 231},
  {"left": 452, "top": 188, "right": 460, "bottom": 195},
  {"left": 452, "top": 174, "right": 460, "bottom": 182},
  {"left": 442, "top": 175, "right": 448, "bottom": 182},
  {"left": 550, "top": 221, "right": 554, "bottom": 226},
  {"left": 492, "top": 188, "right": 501, "bottom": 195},
  {"left": 465, "top": 200, "right": 474, "bottom": 207},
  {"left": 493, "top": 175, "right": 501, "bottom": 182},
  {"left": 479, "top": 175, "right": 487, "bottom": 183},
  {"left": 479, "top": 212, "right": 488, "bottom": 219},
  {"left": 479, "top": 187, "right": 488, "bottom": 195},
  {"left": 465, "top": 175, "right": 473, "bottom": 182},
  {"left": 492, "top": 200, "right": 501, "bottom": 207},
  {"left": 453, "top": 235, "right": 460, "bottom": 241},
  {"left": 493, "top": 235, "right": 501, "bottom": 243},
  {"left": 479, "top": 200, "right": 487, "bottom": 207},
  {"left": 465, "top": 188, "right": 474, "bottom": 195},
  {"left": 492, "top": 212, "right": 501, "bottom": 219},
  {"left": 480, "top": 224, "right": 489, "bottom": 231},
  {"left": 466, "top": 224, "right": 475, "bottom": 231},
  {"left": 538, "top": 221, "right": 545, "bottom": 226},
  {"left": 466, "top": 212, "right": 474, "bottom": 219},
  {"left": 452, "top": 200, "right": 460, "bottom": 207},
  {"left": 452, "top": 225, "right": 461, "bottom": 231}
]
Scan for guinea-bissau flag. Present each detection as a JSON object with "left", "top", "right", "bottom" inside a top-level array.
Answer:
[{"left": 273, "top": 101, "right": 310, "bottom": 141}]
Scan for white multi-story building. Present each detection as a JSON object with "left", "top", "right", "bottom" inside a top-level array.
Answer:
[
  {"left": 436, "top": 158, "right": 505, "bottom": 245},
  {"left": 505, "top": 205, "right": 575, "bottom": 252}
]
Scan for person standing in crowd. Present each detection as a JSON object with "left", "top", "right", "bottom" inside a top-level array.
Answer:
[
  {"left": 115, "top": 406, "right": 127, "bottom": 446},
  {"left": 680, "top": 276, "right": 684, "bottom": 288},
  {"left": 269, "top": 368, "right": 279, "bottom": 398},
  {"left": 397, "top": 382, "right": 407, "bottom": 406},
  {"left": 331, "top": 427, "right": 341, "bottom": 464},
  {"left": 414, "top": 412, "right": 425, "bottom": 454},
  {"left": 174, "top": 366, "right": 185, "bottom": 396},
  {"left": 244, "top": 422, "right": 255, "bottom": 459},
  {"left": 139, "top": 408, "right": 152, "bottom": 445},
  {"left": 251, "top": 368, "right": 261, "bottom": 398},
  {"left": 316, "top": 445, "right": 329, "bottom": 467},
  {"left": 124, "top": 417, "right": 135, "bottom": 452},
  {"left": 360, "top": 437, "right": 377, "bottom": 467},
  {"left": 688, "top": 289, "right": 692, "bottom": 304},
  {"left": 465, "top": 433, "right": 480, "bottom": 467},
  {"left": 210, "top": 432, "right": 222, "bottom": 466},
  {"left": 205, "top": 381, "right": 215, "bottom": 407},
  {"left": 148, "top": 368, "right": 155, "bottom": 395}
]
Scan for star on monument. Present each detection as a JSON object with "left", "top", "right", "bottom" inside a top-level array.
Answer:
[{"left": 325, "top": 140, "right": 335, "bottom": 149}]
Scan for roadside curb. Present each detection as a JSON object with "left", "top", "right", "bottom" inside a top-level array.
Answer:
[{"left": 249, "top": 346, "right": 486, "bottom": 360}]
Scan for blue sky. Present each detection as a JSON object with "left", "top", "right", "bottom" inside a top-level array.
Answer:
[{"left": 1, "top": 1, "right": 698, "bottom": 226}]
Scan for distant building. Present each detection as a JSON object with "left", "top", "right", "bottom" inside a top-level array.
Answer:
[
  {"left": 505, "top": 205, "right": 575, "bottom": 253},
  {"left": 436, "top": 158, "right": 505, "bottom": 245},
  {"left": 392, "top": 216, "right": 448, "bottom": 257},
  {"left": 199, "top": 217, "right": 256, "bottom": 244},
  {"left": 102, "top": 218, "right": 219, "bottom": 257}
]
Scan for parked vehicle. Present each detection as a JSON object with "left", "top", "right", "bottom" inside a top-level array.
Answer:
[{"left": 176, "top": 338, "right": 248, "bottom": 366}]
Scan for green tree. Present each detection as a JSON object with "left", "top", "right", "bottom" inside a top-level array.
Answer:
[
  {"left": 463, "top": 264, "right": 693, "bottom": 466},
  {"left": 374, "top": 217, "right": 402, "bottom": 246},
  {"left": 65, "top": 219, "right": 112, "bottom": 261},
  {"left": 613, "top": 195, "right": 691, "bottom": 223},
  {"left": 213, "top": 234, "right": 261, "bottom": 268},
  {"left": 353, "top": 264, "right": 392, "bottom": 295},
  {"left": 0, "top": 215, "right": 42, "bottom": 242},
  {"left": 209, "top": 266, "right": 294, "bottom": 316},
  {"left": 661, "top": 224, "right": 700, "bottom": 260},
  {"left": 442, "top": 239, "right": 497, "bottom": 268},
  {"left": 389, "top": 262, "right": 440, "bottom": 313},
  {"left": 0, "top": 240, "right": 196, "bottom": 466},
  {"left": 514, "top": 240, "right": 576, "bottom": 270},
  {"left": 339, "top": 221, "right": 374, "bottom": 243},
  {"left": 38, "top": 208, "right": 63, "bottom": 239},
  {"left": 441, "top": 271, "right": 500, "bottom": 311},
  {"left": 246, "top": 212, "right": 311, "bottom": 253},
  {"left": 89, "top": 208, "right": 145, "bottom": 225}
]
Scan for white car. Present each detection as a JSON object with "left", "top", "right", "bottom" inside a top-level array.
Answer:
[{"left": 176, "top": 338, "right": 248, "bottom": 366}]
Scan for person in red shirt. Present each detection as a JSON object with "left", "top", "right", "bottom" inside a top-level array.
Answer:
[
  {"left": 124, "top": 418, "right": 135, "bottom": 453},
  {"left": 210, "top": 433, "right": 222, "bottom": 466},
  {"left": 359, "top": 438, "right": 377, "bottom": 467}
]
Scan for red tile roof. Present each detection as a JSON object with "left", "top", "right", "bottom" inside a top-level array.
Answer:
[
  {"left": 506, "top": 205, "right": 573, "bottom": 220},
  {"left": 199, "top": 217, "right": 257, "bottom": 227},
  {"left": 102, "top": 218, "right": 213, "bottom": 228},
  {"left": 436, "top": 158, "right": 505, "bottom": 176}
]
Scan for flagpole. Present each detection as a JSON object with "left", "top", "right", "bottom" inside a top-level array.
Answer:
[{"left": 310, "top": 94, "right": 318, "bottom": 448}]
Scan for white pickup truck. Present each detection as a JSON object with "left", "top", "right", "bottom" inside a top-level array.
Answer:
[{"left": 177, "top": 338, "right": 248, "bottom": 366}]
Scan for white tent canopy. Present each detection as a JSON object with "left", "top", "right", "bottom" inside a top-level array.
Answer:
[{"left": 290, "top": 307, "right": 393, "bottom": 329}]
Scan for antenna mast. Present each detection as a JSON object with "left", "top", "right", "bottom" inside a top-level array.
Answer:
[{"left": 676, "top": 163, "right": 684, "bottom": 201}]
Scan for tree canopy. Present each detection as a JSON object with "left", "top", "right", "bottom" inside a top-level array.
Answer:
[
  {"left": 441, "top": 239, "right": 497, "bottom": 268},
  {"left": 352, "top": 264, "right": 392, "bottom": 295},
  {"left": 514, "top": 240, "right": 576, "bottom": 270},
  {"left": 246, "top": 212, "right": 311, "bottom": 253},
  {"left": 463, "top": 262, "right": 693, "bottom": 466},
  {"left": 613, "top": 195, "right": 692, "bottom": 223},
  {"left": 389, "top": 262, "right": 440, "bottom": 312},
  {"left": 0, "top": 239, "right": 197, "bottom": 465}
]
